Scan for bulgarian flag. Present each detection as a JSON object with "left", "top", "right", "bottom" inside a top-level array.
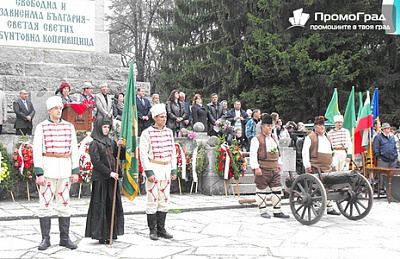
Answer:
[
  {"left": 354, "top": 91, "right": 373, "bottom": 154},
  {"left": 370, "top": 88, "right": 380, "bottom": 136}
]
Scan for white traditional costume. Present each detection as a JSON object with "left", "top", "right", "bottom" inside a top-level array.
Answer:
[
  {"left": 140, "top": 104, "right": 177, "bottom": 240},
  {"left": 33, "top": 96, "right": 79, "bottom": 250}
]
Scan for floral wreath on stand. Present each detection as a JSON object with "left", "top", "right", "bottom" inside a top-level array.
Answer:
[
  {"left": 12, "top": 142, "right": 34, "bottom": 181},
  {"left": 78, "top": 134, "right": 93, "bottom": 185},
  {"left": 214, "top": 136, "right": 247, "bottom": 196},
  {"left": 1, "top": 143, "right": 18, "bottom": 200},
  {"left": 175, "top": 142, "right": 192, "bottom": 181},
  {"left": 12, "top": 141, "right": 35, "bottom": 201}
]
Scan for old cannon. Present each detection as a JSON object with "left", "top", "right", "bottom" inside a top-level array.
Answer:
[{"left": 289, "top": 168, "right": 373, "bottom": 225}]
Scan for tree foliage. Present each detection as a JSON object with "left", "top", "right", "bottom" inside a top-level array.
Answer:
[{"left": 108, "top": 0, "right": 400, "bottom": 124}]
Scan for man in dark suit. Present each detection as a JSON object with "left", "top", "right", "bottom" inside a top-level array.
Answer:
[
  {"left": 223, "top": 100, "right": 249, "bottom": 144},
  {"left": 13, "top": 89, "right": 36, "bottom": 135},
  {"left": 207, "top": 93, "right": 224, "bottom": 136},
  {"left": 137, "top": 88, "right": 152, "bottom": 136},
  {"left": 179, "top": 92, "right": 192, "bottom": 128}
]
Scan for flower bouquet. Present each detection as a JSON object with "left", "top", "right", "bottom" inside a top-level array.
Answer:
[
  {"left": 215, "top": 118, "right": 234, "bottom": 135},
  {"left": 178, "top": 127, "right": 197, "bottom": 139}
]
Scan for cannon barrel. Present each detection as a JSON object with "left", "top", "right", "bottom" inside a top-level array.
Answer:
[{"left": 320, "top": 170, "right": 359, "bottom": 185}]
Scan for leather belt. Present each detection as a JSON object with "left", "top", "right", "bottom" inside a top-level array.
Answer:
[
  {"left": 333, "top": 147, "right": 346, "bottom": 150},
  {"left": 43, "top": 153, "right": 71, "bottom": 158},
  {"left": 149, "top": 159, "right": 171, "bottom": 165}
]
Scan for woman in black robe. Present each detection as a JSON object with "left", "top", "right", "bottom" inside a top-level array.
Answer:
[{"left": 85, "top": 117, "right": 125, "bottom": 244}]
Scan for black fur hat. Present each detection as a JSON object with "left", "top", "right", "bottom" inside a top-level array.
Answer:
[
  {"left": 261, "top": 114, "right": 273, "bottom": 125},
  {"left": 314, "top": 116, "right": 325, "bottom": 125}
]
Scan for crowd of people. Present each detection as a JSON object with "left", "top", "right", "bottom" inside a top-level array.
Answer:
[{"left": 2, "top": 83, "right": 400, "bottom": 249}]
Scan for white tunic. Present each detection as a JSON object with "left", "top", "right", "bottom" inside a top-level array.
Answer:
[
  {"left": 33, "top": 119, "right": 79, "bottom": 178},
  {"left": 140, "top": 126, "right": 177, "bottom": 180}
]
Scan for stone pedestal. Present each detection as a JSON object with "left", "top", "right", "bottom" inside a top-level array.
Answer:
[
  {"left": 200, "top": 146, "right": 225, "bottom": 196},
  {"left": 281, "top": 147, "right": 297, "bottom": 189}
]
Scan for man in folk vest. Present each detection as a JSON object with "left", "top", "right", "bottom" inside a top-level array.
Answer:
[
  {"left": 249, "top": 114, "right": 290, "bottom": 219},
  {"left": 327, "top": 114, "right": 352, "bottom": 171},
  {"left": 302, "top": 115, "right": 340, "bottom": 215}
]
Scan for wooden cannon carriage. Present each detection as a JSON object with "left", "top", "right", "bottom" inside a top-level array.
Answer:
[{"left": 289, "top": 168, "right": 373, "bottom": 225}]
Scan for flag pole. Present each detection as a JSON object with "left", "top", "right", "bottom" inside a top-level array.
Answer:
[{"left": 109, "top": 144, "right": 122, "bottom": 246}]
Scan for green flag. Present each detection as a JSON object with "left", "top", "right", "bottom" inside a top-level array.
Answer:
[
  {"left": 324, "top": 88, "right": 340, "bottom": 122},
  {"left": 121, "top": 62, "right": 139, "bottom": 201},
  {"left": 342, "top": 86, "right": 356, "bottom": 132}
]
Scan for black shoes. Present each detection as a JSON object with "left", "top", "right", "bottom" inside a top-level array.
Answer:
[
  {"left": 327, "top": 209, "right": 341, "bottom": 216},
  {"left": 261, "top": 212, "right": 290, "bottom": 218},
  {"left": 273, "top": 212, "right": 290, "bottom": 218},
  {"left": 260, "top": 212, "right": 271, "bottom": 218},
  {"left": 38, "top": 238, "right": 51, "bottom": 250},
  {"left": 99, "top": 239, "right": 110, "bottom": 244}
]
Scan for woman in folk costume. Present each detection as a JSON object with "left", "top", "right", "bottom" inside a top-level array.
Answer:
[
  {"left": 140, "top": 103, "right": 177, "bottom": 240},
  {"left": 85, "top": 117, "right": 126, "bottom": 244},
  {"left": 55, "top": 82, "right": 73, "bottom": 106}
]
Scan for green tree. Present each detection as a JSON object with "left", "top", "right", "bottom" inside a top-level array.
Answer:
[
  {"left": 153, "top": 0, "right": 251, "bottom": 103},
  {"left": 107, "top": 0, "right": 400, "bottom": 124}
]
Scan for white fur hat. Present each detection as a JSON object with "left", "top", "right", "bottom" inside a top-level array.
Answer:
[
  {"left": 46, "top": 96, "right": 63, "bottom": 110},
  {"left": 151, "top": 103, "right": 166, "bottom": 118},
  {"left": 334, "top": 114, "right": 343, "bottom": 122}
]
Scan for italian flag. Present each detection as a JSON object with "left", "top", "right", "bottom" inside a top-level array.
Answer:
[{"left": 354, "top": 91, "right": 373, "bottom": 154}]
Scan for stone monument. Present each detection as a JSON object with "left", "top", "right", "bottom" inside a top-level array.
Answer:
[{"left": 0, "top": 0, "right": 150, "bottom": 134}]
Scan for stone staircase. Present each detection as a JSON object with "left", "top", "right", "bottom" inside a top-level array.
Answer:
[{"left": 235, "top": 157, "right": 256, "bottom": 195}]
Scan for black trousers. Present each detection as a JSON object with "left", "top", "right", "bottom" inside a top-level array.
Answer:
[{"left": 16, "top": 128, "right": 32, "bottom": 135}]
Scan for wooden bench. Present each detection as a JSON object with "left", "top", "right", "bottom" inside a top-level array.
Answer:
[{"left": 365, "top": 167, "right": 400, "bottom": 203}]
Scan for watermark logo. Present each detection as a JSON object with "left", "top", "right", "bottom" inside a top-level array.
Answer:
[
  {"left": 287, "top": 7, "right": 394, "bottom": 32},
  {"left": 287, "top": 8, "right": 310, "bottom": 29},
  {"left": 382, "top": 0, "right": 399, "bottom": 35}
]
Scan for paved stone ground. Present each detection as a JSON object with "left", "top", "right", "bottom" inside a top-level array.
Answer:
[{"left": 0, "top": 194, "right": 399, "bottom": 259}]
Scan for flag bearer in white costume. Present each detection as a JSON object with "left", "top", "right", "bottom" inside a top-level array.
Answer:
[
  {"left": 140, "top": 104, "right": 177, "bottom": 240},
  {"left": 327, "top": 115, "right": 352, "bottom": 171},
  {"left": 33, "top": 96, "right": 80, "bottom": 250}
]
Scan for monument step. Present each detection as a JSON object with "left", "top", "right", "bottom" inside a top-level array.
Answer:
[
  {"left": 238, "top": 174, "right": 255, "bottom": 184},
  {"left": 235, "top": 183, "right": 256, "bottom": 195}
]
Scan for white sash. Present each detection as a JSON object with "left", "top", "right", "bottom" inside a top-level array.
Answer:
[
  {"left": 192, "top": 146, "right": 198, "bottom": 183},
  {"left": 220, "top": 143, "right": 231, "bottom": 180}
]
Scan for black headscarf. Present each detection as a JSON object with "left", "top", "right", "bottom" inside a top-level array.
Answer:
[{"left": 91, "top": 117, "right": 113, "bottom": 146}]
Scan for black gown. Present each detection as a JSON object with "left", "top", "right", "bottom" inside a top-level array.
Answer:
[{"left": 85, "top": 118, "right": 125, "bottom": 242}]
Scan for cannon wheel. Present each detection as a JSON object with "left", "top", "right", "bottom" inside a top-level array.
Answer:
[
  {"left": 336, "top": 173, "right": 373, "bottom": 220},
  {"left": 289, "top": 174, "right": 327, "bottom": 225}
]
